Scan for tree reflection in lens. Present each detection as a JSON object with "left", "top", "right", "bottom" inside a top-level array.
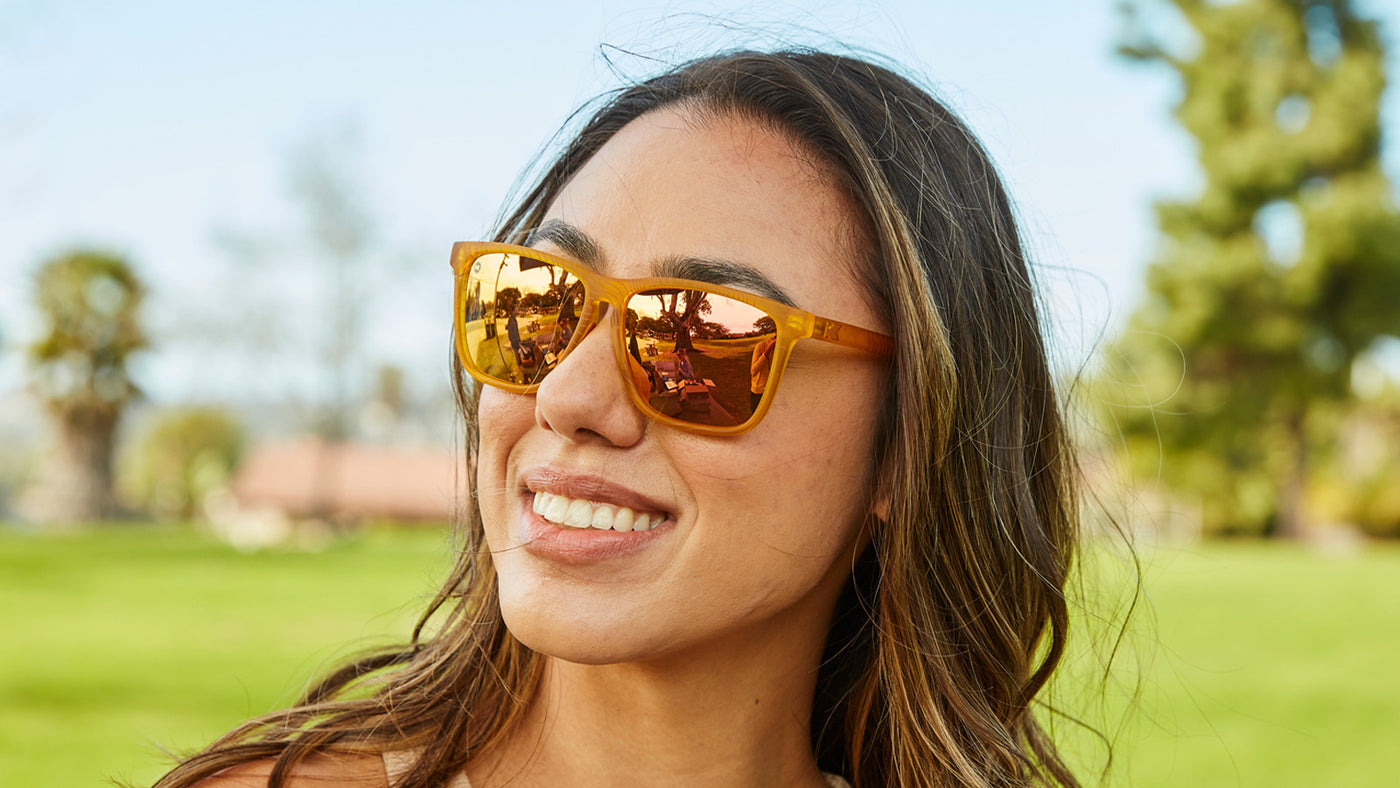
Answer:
[
  {"left": 466, "top": 255, "right": 785, "bottom": 428},
  {"left": 629, "top": 289, "right": 776, "bottom": 427}
]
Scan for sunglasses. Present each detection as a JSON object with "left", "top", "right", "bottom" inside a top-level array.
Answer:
[{"left": 451, "top": 241, "right": 893, "bottom": 435}]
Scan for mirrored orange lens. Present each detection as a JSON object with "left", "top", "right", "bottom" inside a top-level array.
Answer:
[
  {"left": 461, "top": 252, "right": 780, "bottom": 428},
  {"left": 461, "top": 252, "right": 581, "bottom": 386},
  {"left": 625, "top": 288, "right": 777, "bottom": 428}
]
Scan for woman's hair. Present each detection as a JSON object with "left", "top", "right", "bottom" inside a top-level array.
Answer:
[{"left": 156, "top": 49, "right": 1082, "bottom": 788}]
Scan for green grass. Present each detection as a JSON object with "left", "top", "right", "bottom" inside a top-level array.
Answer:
[
  {"left": 0, "top": 525, "right": 450, "bottom": 787},
  {"left": 2, "top": 528, "right": 1397, "bottom": 787},
  {"left": 1057, "top": 542, "right": 1400, "bottom": 787}
]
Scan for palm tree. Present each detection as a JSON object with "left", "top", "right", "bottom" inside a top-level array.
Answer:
[{"left": 27, "top": 250, "right": 148, "bottom": 522}]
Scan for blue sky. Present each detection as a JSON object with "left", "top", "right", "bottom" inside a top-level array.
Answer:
[{"left": 3, "top": 0, "right": 1398, "bottom": 406}]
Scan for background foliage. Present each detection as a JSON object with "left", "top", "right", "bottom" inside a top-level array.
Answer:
[
  {"left": 26, "top": 250, "right": 149, "bottom": 521},
  {"left": 1099, "top": 0, "right": 1400, "bottom": 537},
  {"left": 119, "top": 407, "right": 247, "bottom": 520}
]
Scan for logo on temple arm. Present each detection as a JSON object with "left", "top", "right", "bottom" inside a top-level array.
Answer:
[{"left": 815, "top": 320, "right": 843, "bottom": 342}]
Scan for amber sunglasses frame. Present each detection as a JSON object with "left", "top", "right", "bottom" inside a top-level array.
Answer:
[{"left": 451, "top": 241, "right": 893, "bottom": 435}]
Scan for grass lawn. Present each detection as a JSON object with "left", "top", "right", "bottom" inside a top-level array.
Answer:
[
  {"left": 0, "top": 524, "right": 450, "bottom": 787},
  {"left": 1, "top": 527, "right": 1396, "bottom": 786},
  {"left": 1056, "top": 542, "right": 1400, "bottom": 787}
]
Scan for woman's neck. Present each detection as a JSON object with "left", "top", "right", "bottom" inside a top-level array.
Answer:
[{"left": 468, "top": 575, "right": 845, "bottom": 787}]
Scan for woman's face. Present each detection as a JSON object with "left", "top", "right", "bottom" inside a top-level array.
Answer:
[{"left": 476, "top": 107, "right": 888, "bottom": 664}]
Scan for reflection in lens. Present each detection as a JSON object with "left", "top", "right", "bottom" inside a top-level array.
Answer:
[
  {"left": 461, "top": 256, "right": 783, "bottom": 429},
  {"left": 628, "top": 288, "right": 777, "bottom": 427},
  {"left": 461, "top": 253, "right": 576, "bottom": 385}
]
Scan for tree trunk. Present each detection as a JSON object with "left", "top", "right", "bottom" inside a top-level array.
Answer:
[
  {"left": 1275, "top": 411, "right": 1310, "bottom": 540},
  {"left": 37, "top": 405, "right": 119, "bottom": 523}
]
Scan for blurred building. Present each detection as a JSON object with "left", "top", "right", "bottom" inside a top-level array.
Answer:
[{"left": 227, "top": 436, "right": 461, "bottom": 524}]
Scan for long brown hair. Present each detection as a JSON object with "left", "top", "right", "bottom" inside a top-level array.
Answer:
[{"left": 156, "top": 49, "right": 1083, "bottom": 788}]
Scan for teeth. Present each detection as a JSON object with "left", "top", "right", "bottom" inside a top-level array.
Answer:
[
  {"left": 544, "top": 493, "right": 569, "bottom": 523},
  {"left": 612, "top": 507, "right": 634, "bottom": 533},
  {"left": 563, "top": 499, "right": 592, "bottom": 528},
  {"left": 531, "top": 491, "right": 663, "bottom": 533}
]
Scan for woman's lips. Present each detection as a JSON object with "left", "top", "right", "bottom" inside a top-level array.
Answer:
[
  {"left": 519, "top": 500, "right": 673, "bottom": 564},
  {"left": 519, "top": 466, "right": 673, "bottom": 515},
  {"left": 516, "top": 468, "right": 674, "bottom": 564}
]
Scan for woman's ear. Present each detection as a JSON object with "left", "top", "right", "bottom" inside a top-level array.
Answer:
[
  {"left": 869, "top": 467, "right": 892, "bottom": 524},
  {"left": 871, "top": 492, "right": 890, "bottom": 524}
]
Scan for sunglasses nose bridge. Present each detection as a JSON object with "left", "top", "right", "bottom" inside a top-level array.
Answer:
[
  {"left": 583, "top": 298, "right": 634, "bottom": 379},
  {"left": 571, "top": 290, "right": 617, "bottom": 342},
  {"left": 563, "top": 287, "right": 657, "bottom": 413}
]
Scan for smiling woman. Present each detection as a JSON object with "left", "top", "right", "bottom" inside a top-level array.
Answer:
[{"left": 155, "top": 48, "right": 1085, "bottom": 788}]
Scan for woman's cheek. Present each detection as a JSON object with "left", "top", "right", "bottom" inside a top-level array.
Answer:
[{"left": 475, "top": 388, "right": 534, "bottom": 533}]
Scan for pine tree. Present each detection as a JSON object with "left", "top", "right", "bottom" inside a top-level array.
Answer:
[{"left": 1105, "top": 0, "right": 1400, "bottom": 536}]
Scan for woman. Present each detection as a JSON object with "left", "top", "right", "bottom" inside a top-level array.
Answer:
[{"left": 161, "top": 48, "right": 1082, "bottom": 788}]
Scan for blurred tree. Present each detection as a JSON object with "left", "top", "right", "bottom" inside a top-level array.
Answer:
[
  {"left": 120, "top": 406, "right": 245, "bottom": 520},
  {"left": 374, "top": 364, "right": 406, "bottom": 418},
  {"left": 27, "top": 250, "right": 148, "bottom": 521},
  {"left": 1105, "top": 0, "right": 1400, "bottom": 537},
  {"left": 1320, "top": 385, "right": 1400, "bottom": 537},
  {"left": 289, "top": 122, "right": 374, "bottom": 441},
  {"left": 208, "top": 120, "right": 379, "bottom": 439}
]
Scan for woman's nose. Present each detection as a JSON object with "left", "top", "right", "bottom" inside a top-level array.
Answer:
[{"left": 533, "top": 307, "right": 648, "bottom": 446}]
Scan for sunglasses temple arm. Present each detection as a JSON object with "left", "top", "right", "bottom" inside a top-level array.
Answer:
[{"left": 810, "top": 316, "right": 895, "bottom": 357}]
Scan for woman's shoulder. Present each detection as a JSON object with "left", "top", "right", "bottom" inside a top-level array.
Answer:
[{"left": 191, "top": 752, "right": 388, "bottom": 788}]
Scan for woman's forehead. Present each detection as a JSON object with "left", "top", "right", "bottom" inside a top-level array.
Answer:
[{"left": 539, "top": 108, "right": 879, "bottom": 330}]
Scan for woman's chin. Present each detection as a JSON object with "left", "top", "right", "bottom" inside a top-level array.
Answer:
[
  {"left": 505, "top": 616, "right": 655, "bottom": 666},
  {"left": 498, "top": 592, "right": 668, "bottom": 666}
]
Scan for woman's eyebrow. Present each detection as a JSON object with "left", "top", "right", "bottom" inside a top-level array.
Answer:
[
  {"left": 525, "top": 220, "right": 608, "bottom": 270},
  {"left": 525, "top": 218, "right": 795, "bottom": 306},
  {"left": 656, "top": 256, "right": 795, "bottom": 307}
]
